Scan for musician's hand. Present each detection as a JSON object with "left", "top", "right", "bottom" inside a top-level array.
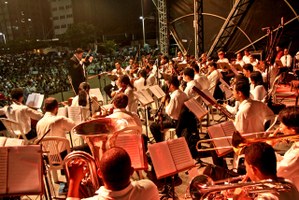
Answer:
[
  {"left": 88, "top": 56, "right": 93, "bottom": 63},
  {"left": 67, "top": 160, "right": 86, "bottom": 198}
]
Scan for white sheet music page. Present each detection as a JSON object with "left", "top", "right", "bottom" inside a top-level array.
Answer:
[
  {"left": 201, "top": 89, "right": 217, "bottom": 106},
  {"left": 167, "top": 137, "right": 194, "bottom": 172},
  {"left": 25, "top": 93, "right": 44, "bottom": 109},
  {"left": 149, "top": 85, "right": 165, "bottom": 99},
  {"left": 57, "top": 107, "right": 68, "bottom": 117},
  {"left": 4, "top": 138, "right": 24, "bottom": 146},
  {"left": 68, "top": 106, "right": 82, "bottom": 125},
  {"left": 7, "top": 145, "right": 43, "bottom": 195},
  {"left": 148, "top": 142, "right": 177, "bottom": 179},
  {"left": 184, "top": 98, "right": 208, "bottom": 119},
  {"left": 208, "top": 123, "right": 232, "bottom": 156},
  {"left": 115, "top": 134, "right": 146, "bottom": 170},
  {"left": 0, "top": 148, "right": 8, "bottom": 194}
]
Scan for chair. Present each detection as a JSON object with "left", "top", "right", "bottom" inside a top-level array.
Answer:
[
  {"left": 39, "top": 136, "right": 71, "bottom": 183},
  {"left": 0, "top": 118, "right": 35, "bottom": 144}
]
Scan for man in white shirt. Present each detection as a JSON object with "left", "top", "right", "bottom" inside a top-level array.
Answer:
[
  {"left": 216, "top": 50, "right": 229, "bottom": 63},
  {"left": 150, "top": 76, "right": 188, "bottom": 142},
  {"left": 279, "top": 48, "right": 293, "bottom": 83},
  {"left": 233, "top": 78, "right": 274, "bottom": 134},
  {"left": 235, "top": 142, "right": 299, "bottom": 200},
  {"left": 191, "top": 63, "right": 210, "bottom": 90},
  {"left": 37, "top": 97, "right": 76, "bottom": 153},
  {"left": 182, "top": 67, "right": 202, "bottom": 99},
  {"left": 0, "top": 88, "right": 43, "bottom": 140},
  {"left": 242, "top": 49, "right": 251, "bottom": 64},
  {"left": 67, "top": 147, "right": 159, "bottom": 200}
]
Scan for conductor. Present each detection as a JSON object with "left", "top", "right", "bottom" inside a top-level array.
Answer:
[{"left": 68, "top": 48, "right": 93, "bottom": 94}]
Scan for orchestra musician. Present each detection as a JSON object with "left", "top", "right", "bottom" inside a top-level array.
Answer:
[
  {"left": 269, "top": 106, "right": 299, "bottom": 190},
  {"left": 111, "top": 75, "right": 138, "bottom": 114},
  {"left": 103, "top": 61, "right": 125, "bottom": 99},
  {"left": 232, "top": 76, "right": 274, "bottom": 134},
  {"left": 234, "top": 142, "right": 299, "bottom": 200},
  {"left": 0, "top": 88, "right": 43, "bottom": 140},
  {"left": 150, "top": 76, "right": 188, "bottom": 143},
  {"left": 182, "top": 67, "right": 202, "bottom": 99},
  {"left": 68, "top": 48, "right": 93, "bottom": 94},
  {"left": 190, "top": 62, "right": 210, "bottom": 90},
  {"left": 133, "top": 69, "right": 148, "bottom": 91},
  {"left": 71, "top": 82, "right": 100, "bottom": 120}
]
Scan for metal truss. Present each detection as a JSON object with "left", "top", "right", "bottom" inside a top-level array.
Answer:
[
  {"left": 157, "top": 0, "right": 169, "bottom": 55},
  {"left": 207, "top": 0, "right": 253, "bottom": 57},
  {"left": 194, "top": 0, "right": 204, "bottom": 59}
]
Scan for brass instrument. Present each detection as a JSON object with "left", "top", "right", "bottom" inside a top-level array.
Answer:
[
  {"left": 188, "top": 174, "right": 293, "bottom": 200},
  {"left": 64, "top": 118, "right": 141, "bottom": 197},
  {"left": 196, "top": 131, "right": 299, "bottom": 154}
]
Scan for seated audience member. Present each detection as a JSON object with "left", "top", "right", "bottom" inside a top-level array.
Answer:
[
  {"left": 272, "top": 106, "right": 299, "bottom": 190},
  {"left": 106, "top": 93, "right": 142, "bottom": 133},
  {"left": 67, "top": 147, "right": 159, "bottom": 200},
  {"left": 236, "top": 142, "right": 299, "bottom": 200},
  {"left": 250, "top": 71, "right": 267, "bottom": 102},
  {"left": 71, "top": 82, "right": 100, "bottom": 120},
  {"left": 233, "top": 78, "right": 274, "bottom": 134},
  {"left": 0, "top": 88, "right": 43, "bottom": 140}
]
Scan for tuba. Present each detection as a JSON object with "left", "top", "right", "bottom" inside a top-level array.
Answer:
[{"left": 64, "top": 117, "right": 140, "bottom": 198}]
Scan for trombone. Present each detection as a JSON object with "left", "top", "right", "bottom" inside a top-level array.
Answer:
[
  {"left": 196, "top": 131, "right": 299, "bottom": 153},
  {"left": 188, "top": 174, "right": 293, "bottom": 200}
]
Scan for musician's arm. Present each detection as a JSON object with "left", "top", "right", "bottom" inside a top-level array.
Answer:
[
  {"left": 67, "top": 161, "right": 85, "bottom": 200},
  {"left": 26, "top": 107, "right": 43, "bottom": 121}
]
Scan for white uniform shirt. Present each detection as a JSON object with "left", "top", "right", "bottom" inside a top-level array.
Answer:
[
  {"left": 250, "top": 85, "right": 267, "bottom": 102},
  {"left": 234, "top": 98, "right": 274, "bottom": 134},
  {"left": 0, "top": 102, "right": 43, "bottom": 135},
  {"left": 184, "top": 80, "right": 202, "bottom": 99},
  {"left": 124, "top": 86, "right": 138, "bottom": 114},
  {"left": 194, "top": 74, "right": 210, "bottom": 90},
  {"left": 165, "top": 89, "right": 188, "bottom": 120},
  {"left": 280, "top": 54, "right": 292, "bottom": 67},
  {"left": 106, "top": 108, "right": 142, "bottom": 133},
  {"left": 207, "top": 69, "right": 221, "bottom": 95},
  {"left": 277, "top": 141, "right": 299, "bottom": 191},
  {"left": 67, "top": 179, "right": 159, "bottom": 200},
  {"left": 36, "top": 112, "right": 75, "bottom": 152},
  {"left": 134, "top": 77, "right": 147, "bottom": 91}
]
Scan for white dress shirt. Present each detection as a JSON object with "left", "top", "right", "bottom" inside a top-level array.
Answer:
[
  {"left": 36, "top": 112, "right": 75, "bottom": 152},
  {"left": 280, "top": 54, "right": 292, "bottom": 67},
  {"left": 134, "top": 77, "right": 147, "bottom": 91},
  {"left": 234, "top": 98, "right": 274, "bottom": 134},
  {"left": 184, "top": 80, "right": 202, "bottom": 99},
  {"left": 250, "top": 85, "right": 267, "bottom": 102},
  {"left": 124, "top": 86, "right": 138, "bottom": 114},
  {"left": 0, "top": 102, "right": 43, "bottom": 135},
  {"left": 67, "top": 179, "right": 159, "bottom": 200},
  {"left": 194, "top": 74, "right": 210, "bottom": 90},
  {"left": 277, "top": 141, "right": 299, "bottom": 190},
  {"left": 106, "top": 108, "right": 142, "bottom": 133},
  {"left": 207, "top": 69, "right": 221, "bottom": 95},
  {"left": 165, "top": 89, "right": 188, "bottom": 120}
]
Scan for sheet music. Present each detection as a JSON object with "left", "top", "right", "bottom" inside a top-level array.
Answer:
[
  {"left": 7, "top": 145, "right": 43, "bottom": 194},
  {"left": 26, "top": 93, "right": 44, "bottom": 109},
  {"left": 148, "top": 85, "right": 165, "bottom": 99},
  {"left": 90, "top": 88, "right": 104, "bottom": 103},
  {"left": 148, "top": 142, "right": 177, "bottom": 179},
  {"left": 134, "top": 90, "right": 154, "bottom": 106},
  {"left": 208, "top": 123, "right": 232, "bottom": 156},
  {"left": 68, "top": 106, "right": 82, "bottom": 125},
  {"left": 201, "top": 89, "right": 217, "bottom": 106},
  {"left": 4, "top": 138, "right": 25, "bottom": 146},
  {"left": 184, "top": 98, "right": 208, "bottom": 119},
  {"left": 57, "top": 107, "right": 68, "bottom": 117},
  {"left": 219, "top": 84, "right": 233, "bottom": 99},
  {"left": 0, "top": 148, "right": 8, "bottom": 194},
  {"left": 230, "top": 64, "right": 240, "bottom": 75},
  {"left": 0, "top": 137, "right": 7, "bottom": 147},
  {"left": 167, "top": 137, "right": 194, "bottom": 171},
  {"left": 115, "top": 134, "right": 146, "bottom": 170}
]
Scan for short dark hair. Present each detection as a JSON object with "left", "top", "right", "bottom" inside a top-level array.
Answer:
[
  {"left": 113, "top": 93, "right": 128, "bottom": 109},
  {"left": 192, "top": 63, "right": 200, "bottom": 73},
  {"left": 79, "top": 82, "right": 90, "bottom": 92},
  {"left": 119, "top": 75, "right": 134, "bottom": 89},
  {"left": 243, "top": 64, "right": 253, "bottom": 72},
  {"left": 99, "top": 147, "right": 132, "bottom": 190},
  {"left": 279, "top": 106, "right": 299, "bottom": 134},
  {"left": 208, "top": 62, "right": 217, "bottom": 69},
  {"left": 10, "top": 88, "right": 23, "bottom": 101},
  {"left": 168, "top": 75, "right": 180, "bottom": 88},
  {"left": 44, "top": 97, "right": 59, "bottom": 112},
  {"left": 74, "top": 48, "right": 84, "bottom": 54},
  {"left": 245, "top": 142, "right": 277, "bottom": 176},
  {"left": 250, "top": 71, "right": 264, "bottom": 86},
  {"left": 183, "top": 67, "right": 195, "bottom": 79},
  {"left": 235, "top": 79, "right": 250, "bottom": 98}
]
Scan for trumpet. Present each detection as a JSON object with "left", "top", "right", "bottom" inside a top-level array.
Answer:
[{"left": 189, "top": 174, "right": 293, "bottom": 200}]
